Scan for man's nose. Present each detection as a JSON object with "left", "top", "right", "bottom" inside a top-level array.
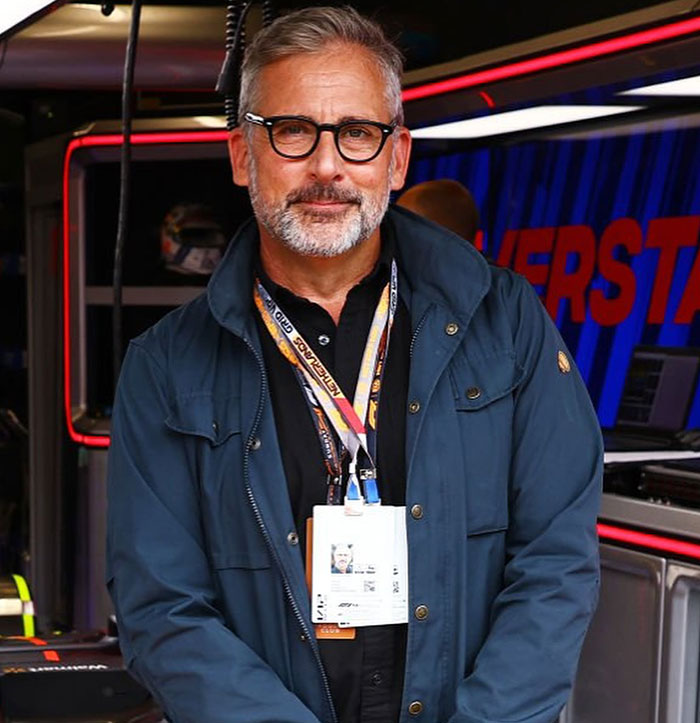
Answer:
[{"left": 308, "top": 129, "right": 344, "bottom": 181}]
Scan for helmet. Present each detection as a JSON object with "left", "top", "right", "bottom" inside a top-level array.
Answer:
[{"left": 160, "top": 204, "right": 225, "bottom": 276}]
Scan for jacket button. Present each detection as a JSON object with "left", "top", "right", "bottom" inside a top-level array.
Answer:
[
  {"left": 466, "top": 387, "right": 481, "bottom": 400},
  {"left": 445, "top": 322, "right": 459, "bottom": 336},
  {"left": 408, "top": 700, "right": 423, "bottom": 715},
  {"left": 249, "top": 437, "right": 262, "bottom": 451},
  {"left": 408, "top": 400, "right": 421, "bottom": 414},
  {"left": 211, "top": 420, "right": 219, "bottom": 434},
  {"left": 414, "top": 604, "right": 429, "bottom": 620},
  {"left": 410, "top": 504, "right": 424, "bottom": 520},
  {"left": 287, "top": 531, "right": 299, "bottom": 546}
]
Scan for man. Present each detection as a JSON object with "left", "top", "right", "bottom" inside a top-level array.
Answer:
[
  {"left": 331, "top": 544, "right": 353, "bottom": 574},
  {"left": 396, "top": 179, "right": 480, "bottom": 244},
  {"left": 107, "top": 7, "right": 603, "bottom": 723}
]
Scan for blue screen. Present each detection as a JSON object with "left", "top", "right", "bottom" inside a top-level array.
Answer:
[{"left": 407, "top": 123, "right": 700, "bottom": 427}]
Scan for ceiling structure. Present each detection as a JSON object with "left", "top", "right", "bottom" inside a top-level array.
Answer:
[
  {"left": 1, "top": 0, "right": 696, "bottom": 89},
  {"left": 0, "top": 0, "right": 699, "bottom": 143}
]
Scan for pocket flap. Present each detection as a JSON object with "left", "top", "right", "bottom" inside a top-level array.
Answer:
[
  {"left": 467, "top": 523, "right": 508, "bottom": 537},
  {"left": 210, "top": 550, "right": 271, "bottom": 570},
  {"left": 165, "top": 393, "right": 240, "bottom": 446},
  {"left": 454, "top": 352, "right": 524, "bottom": 411}
]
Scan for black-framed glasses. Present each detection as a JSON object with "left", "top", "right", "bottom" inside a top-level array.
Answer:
[{"left": 244, "top": 112, "right": 397, "bottom": 162}]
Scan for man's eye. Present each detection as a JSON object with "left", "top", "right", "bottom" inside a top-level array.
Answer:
[
  {"left": 276, "top": 122, "right": 311, "bottom": 137},
  {"left": 342, "top": 125, "right": 371, "bottom": 139}
]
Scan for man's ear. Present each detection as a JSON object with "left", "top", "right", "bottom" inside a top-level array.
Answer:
[
  {"left": 227, "top": 127, "right": 250, "bottom": 187},
  {"left": 389, "top": 126, "right": 412, "bottom": 192}
]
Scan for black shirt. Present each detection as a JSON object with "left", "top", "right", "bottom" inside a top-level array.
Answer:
[{"left": 254, "top": 241, "right": 409, "bottom": 723}]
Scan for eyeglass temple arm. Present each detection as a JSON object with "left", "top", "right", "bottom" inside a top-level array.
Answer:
[{"left": 244, "top": 112, "right": 266, "bottom": 125}]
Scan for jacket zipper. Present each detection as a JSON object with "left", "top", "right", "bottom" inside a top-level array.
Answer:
[
  {"left": 409, "top": 307, "right": 430, "bottom": 358},
  {"left": 241, "top": 336, "right": 337, "bottom": 723}
]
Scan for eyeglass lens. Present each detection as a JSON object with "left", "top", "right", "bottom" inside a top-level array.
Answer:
[{"left": 270, "top": 119, "right": 385, "bottom": 160}]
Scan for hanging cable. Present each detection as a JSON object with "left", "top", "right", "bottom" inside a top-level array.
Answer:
[
  {"left": 261, "top": 0, "right": 276, "bottom": 28},
  {"left": 112, "top": 0, "right": 143, "bottom": 388},
  {"left": 217, "top": 1, "right": 253, "bottom": 130},
  {"left": 217, "top": 1, "right": 243, "bottom": 129},
  {"left": 216, "top": 1, "right": 275, "bottom": 131}
]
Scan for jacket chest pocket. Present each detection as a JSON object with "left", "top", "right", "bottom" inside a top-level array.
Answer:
[
  {"left": 450, "top": 351, "right": 524, "bottom": 536},
  {"left": 164, "top": 392, "right": 271, "bottom": 568},
  {"left": 165, "top": 392, "right": 241, "bottom": 446}
]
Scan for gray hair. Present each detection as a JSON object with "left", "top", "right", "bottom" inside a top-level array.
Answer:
[{"left": 238, "top": 6, "right": 404, "bottom": 128}]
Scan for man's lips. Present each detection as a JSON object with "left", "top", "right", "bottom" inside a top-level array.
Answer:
[
  {"left": 294, "top": 200, "right": 356, "bottom": 212},
  {"left": 295, "top": 200, "right": 354, "bottom": 206}
]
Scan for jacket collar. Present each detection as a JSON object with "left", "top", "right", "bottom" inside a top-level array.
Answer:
[{"left": 206, "top": 205, "right": 491, "bottom": 336}]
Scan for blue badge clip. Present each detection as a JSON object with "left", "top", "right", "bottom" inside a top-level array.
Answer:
[
  {"left": 363, "top": 478, "right": 380, "bottom": 505},
  {"left": 344, "top": 472, "right": 364, "bottom": 515}
]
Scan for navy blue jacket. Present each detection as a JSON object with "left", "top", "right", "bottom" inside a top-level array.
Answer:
[{"left": 107, "top": 206, "right": 603, "bottom": 723}]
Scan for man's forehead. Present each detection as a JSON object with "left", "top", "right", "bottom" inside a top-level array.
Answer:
[{"left": 254, "top": 46, "right": 390, "bottom": 120}]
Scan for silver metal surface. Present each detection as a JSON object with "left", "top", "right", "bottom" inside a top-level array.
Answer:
[
  {"left": 73, "top": 448, "right": 112, "bottom": 630},
  {"left": 76, "top": 163, "right": 88, "bottom": 422},
  {"left": 25, "top": 134, "right": 70, "bottom": 629},
  {"left": 85, "top": 285, "right": 204, "bottom": 306},
  {"left": 660, "top": 562, "right": 700, "bottom": 723},
  {"left": 601, "top": 493, "right": 700, "bottom": 542},
  {"left": 563, "top": 544, "right": 665, "bottom": 723},
  {"left": 73, "top": 117, "right": 227, "bottom": 136},
  {"left": 1, "top": 4, "right": 226, "bottom": 89}
]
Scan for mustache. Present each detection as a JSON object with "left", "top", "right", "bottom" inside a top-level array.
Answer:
[{"left": 286, "top": 183, "right": 362, "bottom": 207}]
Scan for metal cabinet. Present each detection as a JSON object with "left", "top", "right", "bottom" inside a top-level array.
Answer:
[
  {"left": 562, "top": 544, "right": 666, "bottom": 723},
  {"left": 660, "top": 562, "right": 700, "bottom": 723}
]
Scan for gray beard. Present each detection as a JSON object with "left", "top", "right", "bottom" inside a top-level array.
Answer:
[{"left": 247, "top": 160, "right": 392, "bottom": 258}]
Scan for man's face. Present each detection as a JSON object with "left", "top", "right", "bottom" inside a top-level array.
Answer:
[
  {"left": 333, "top": 544, "right": 352, "bottom": 573},
  {"left": 228, "top": 44, "right": 411, "bottom": 258}
]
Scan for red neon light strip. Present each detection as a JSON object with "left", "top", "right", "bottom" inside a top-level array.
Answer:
[
  {"left": 62, "top": 131, "right": 229, "bottom": 447},
  {"left": 67, "top": 130, "right": 229, "bottom": 151},
  {"left": 598, "top": 523, "right": 700, "bottom": 560},
  {"left": 402, "top": 15, "right": 700, "bottom": 102}
]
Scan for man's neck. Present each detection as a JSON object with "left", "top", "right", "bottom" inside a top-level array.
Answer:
[{"left": 259, "top": 232, "right": 382, "bottom": 324}]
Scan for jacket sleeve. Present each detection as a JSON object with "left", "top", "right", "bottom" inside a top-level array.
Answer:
[
  {"left": 450, "top": 275, "right": 603, "bottom": 723},
  {"left": 107, "top": 341, "right": 321, "bottom": 723}
]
